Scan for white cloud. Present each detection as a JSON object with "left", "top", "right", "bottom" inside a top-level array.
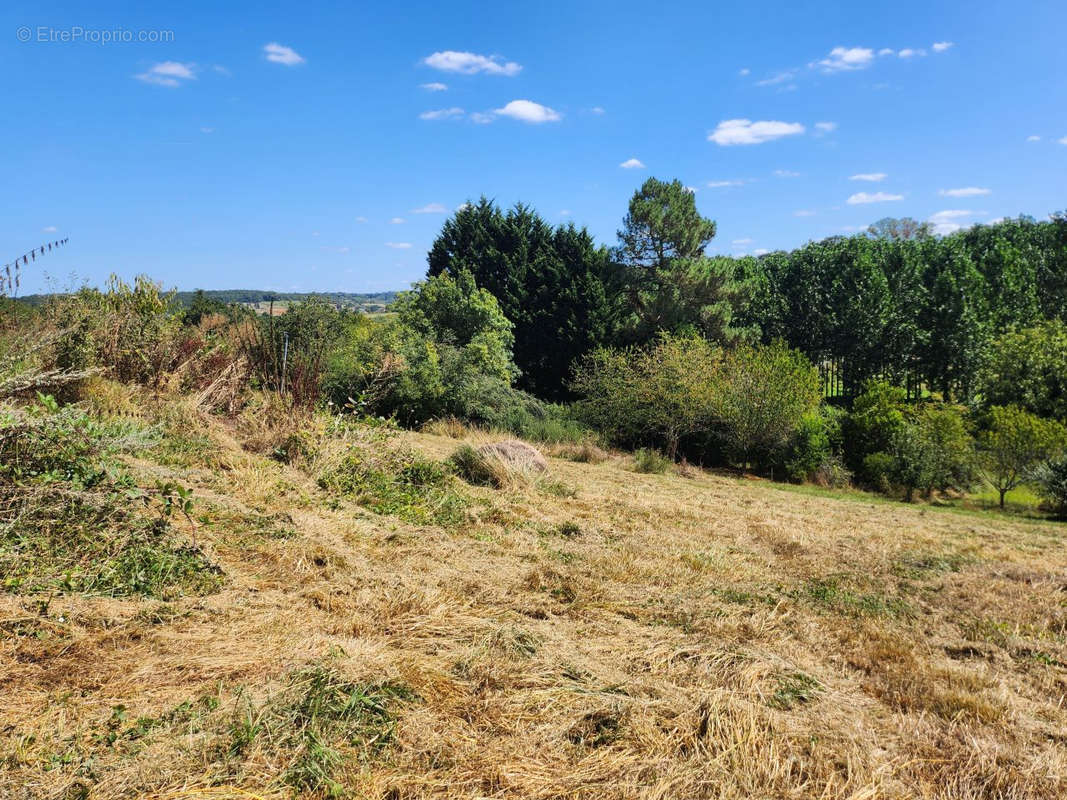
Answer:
[
  {"left": 708, "top": 118, "right": 805, "bottom": 146},
  {"left": 756, "top": 70, "right": 797, "bottom": 86},
  {"left": 1026, "top": 135, "right": 1041, "bottom": 142},
  {"left": 878, "top": 48, "right": 895, "bottom": 56},
  {"left": 929, "top": 209, "right": 973, "bottom": 220},
  {"left": 793, "top": 209, "right": 817, "bottom": 217},
  {"left": 732, "top": 238, "right": 753, "bottom": 245},
  {"left": 849, "top": 172, "right": 887, "bottom": 182},
  {"left": 754, "top": 248, "right": 771, "bottom": 256},
  {"left": 420, "top": 82, "right": 448, "bottom": 91},
  {"left": 847, "top": 191, "right": 903, "bottom": 205},
  {"left": 493, "top": 99, "right": 561, "bottom": 123},
  {"left": 355, "top": 216, "right": 368, "bottom": 223},
  {"left": 560, "top": 209, "right": 571, "bottom": 216},
  {"left": 986, "top": 217, "right": 1006, "bottom": 226},
  {"left": 423, "top": 50, "right": 521, "bottom": 76},
  {"left": 135, "top": 61, "right": 196, "bottom": 87},
  {"left": 389, "top": 217, "right": 406, "bottom": 224},
  {"left": 1059, "top": 136, "right": 1067, "bottom": 146},
  {"left": 929, "top": 209, "right": 975, "bottom": 235},
  {"left": 469, "top": 111, "right": 495, "bottom": 124},
  {"left": 263, "top": 43, "right": 305, "bottom": 66},
  {"left": 42, "top": 225, "right": 58, "bottom": 233},
  {"left": 932, "top": 41, "right": 954, "bottom": 52},
  {"left": 455, "top": 203, "right": 471, "bottom": 212},
  {"left": 200, "top": 126, "right": 214, "bottom": 134},
  {"left": 707, "top": 179, "right": 744, "bottom": 187},
  {"left": 385, "top": 242, "right": 412, "bottom": 249},
  {"left": 738, "top": 68, "right": 751, "bottom": 76},
  {"left": 940, "top": 187, "right": 991, "bottom": 197},
  {"left": 813, "top": 46, "right": 875, "bottom": 73},
  {"left": 620, "top": 158, "right": 645, "bottom": 169},
  {"left": 419, "top": 107, "right": 464, "bottom": 121},
  {"left": 684, "top": 186, "right": 698, "bottom": 194},
  {"left": 589, "top": 106, "right": 606, "bottom": 115},
  {"left": 774, "top": 169, "right": 801, "bottom": 178},
  {"left": 897, "top": 48, "right": 927, "bottom": 58},
  {"left": 412, "top": 203, "right": 447, "bottom": 214},
  {"left": 814, "top": 121, "right": 838, "bottom": 134}
]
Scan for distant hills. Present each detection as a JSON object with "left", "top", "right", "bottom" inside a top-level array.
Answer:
[{"left": 17, "top": 289, "right": 400, "bottom": 312}]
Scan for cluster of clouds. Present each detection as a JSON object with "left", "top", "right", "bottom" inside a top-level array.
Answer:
[
  {"left": 417, "top": 51, "right": 565, "bottom": 125},
  {"left": 1027, "top": 134, "right": 1067, "bottom": 145},
  {"left": 135, "top": 42, "right": 305, "bottom": 88},
  {"left": 133, "top": 39, "right": 1028, "bottom": 248},
  {"left": 420, "top": 99, "right": 562, "bottom": 124},
  {"left": 749, "top": 41, "right": 953, "bottom": 90}
]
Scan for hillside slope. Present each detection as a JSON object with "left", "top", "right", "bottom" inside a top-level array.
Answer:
[{"left": 3, "top": 392, "right": 1066, "bottom": 799}]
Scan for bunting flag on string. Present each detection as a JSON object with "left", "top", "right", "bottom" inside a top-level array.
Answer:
[{"left": 1, "top": 237, "right": 70, "bottom": 296}]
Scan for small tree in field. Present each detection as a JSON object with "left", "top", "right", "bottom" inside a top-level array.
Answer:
[
  {"left": 713, "top": 342, "right": 822, "bottom": 471},
  {"left": 977, "top": 406, "right": 1067, "bottom": 508},
  {"left": 571, "top": 333, "right": 721, "bottom": 459}
]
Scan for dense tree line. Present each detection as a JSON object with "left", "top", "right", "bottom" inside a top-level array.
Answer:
[
  {"left": 740, "top": 214, "right": 1067, "bottom": 401},
  {"left": 424, "top": 183, "right": 1067, "bottom": 406}
]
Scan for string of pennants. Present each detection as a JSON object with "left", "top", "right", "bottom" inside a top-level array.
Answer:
[{"left": 2, "top": 238, "right": 70, "bottom": 296}]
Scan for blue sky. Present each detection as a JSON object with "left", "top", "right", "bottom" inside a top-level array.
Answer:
[{"left": 4, "top": 1, "right": 1066, "bottom": 295}]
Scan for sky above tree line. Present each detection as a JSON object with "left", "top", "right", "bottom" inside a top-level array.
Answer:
[{"left": 4, "top": 0, "right": 1066, "bottom": 295}]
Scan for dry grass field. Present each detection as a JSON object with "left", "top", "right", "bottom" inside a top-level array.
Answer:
[{"left": 3, "top": 387, "right": 1066, "bottom": 800}]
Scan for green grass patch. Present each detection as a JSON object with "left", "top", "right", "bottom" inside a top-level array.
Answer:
[
  {"left": 891, "top": 549, "right": 977, "bottom": 579},
  {"left": 794, "top": 576, "right": 912, "bottom": 618},
  {"left": 1, "top": 491, "right": 222, "bottom": 597},
  {"left": 768, "top": 671, "right": 823, "bottom": 710},
  {"left": 319, "top": 446, "right": 468, "bottom": 527}
]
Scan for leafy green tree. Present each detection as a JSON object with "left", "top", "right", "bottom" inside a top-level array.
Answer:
[
  {"left": 979, "top": 319, "right": 1067, "bottom": 421},
  {"left": 917, "top": 238, "right": 990, "bottom": 401},
  {"left": 614, "top": 178, "right": 751, "bottom": 344},
  {"left": 866, "top": 217, "right": 933, "bottom": 241},
  {"left": 394, "top": 269, "right": 516, "bottom": 383},
  {"left": 712, "top": 342, "right": 822, "bottom": 471},
  {"left": 427, "top": 199, "right": 615, "bottom": 399},
  {"left": 977, "top": 405, "right": 1067, "bottom": 508},
  {"left": 181, "top": 289, "right": 231, "bottom": 326},
  {"left": 843, "top": 380, "right": 909, "bottom": 479},
  {"left": 616, "top": 178, "right": 716, "bottom": 270},
  {"left": 571, "top": 333, "right": 722, "bottom": 459}
]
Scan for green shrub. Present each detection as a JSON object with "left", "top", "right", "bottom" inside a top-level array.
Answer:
[
  {"left": 862, "top": 452, "right": 895, "bottom": 494},
  {"left": 633, "top": 448, "right": 671, "bottom": 474},
  {"left": 572, "top": 333, "right": 722, "bottom": 459},
  {"left": 914, "top": 404, "right": 976, "bottom": 494},
  {"left": 712, "top": 342, "right": 822, "bottom": 470},
  {"left": 1033, "top": 455, "right": 1067, "bottom": 516},
  {"left": 813, "top": 455, "right": 852, "bottom": 489},
  {"left": 781, "top": 406, "right": 843, "bottom": 482},
  {"left": 844, "top": 380, "right": 908, "bottom": 480},
  {"left": 979, "top": 319, "right": 1067, "bottom": 421},
  {"left": 50, "top": 275, "right": 183, "bottom": 385}
]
